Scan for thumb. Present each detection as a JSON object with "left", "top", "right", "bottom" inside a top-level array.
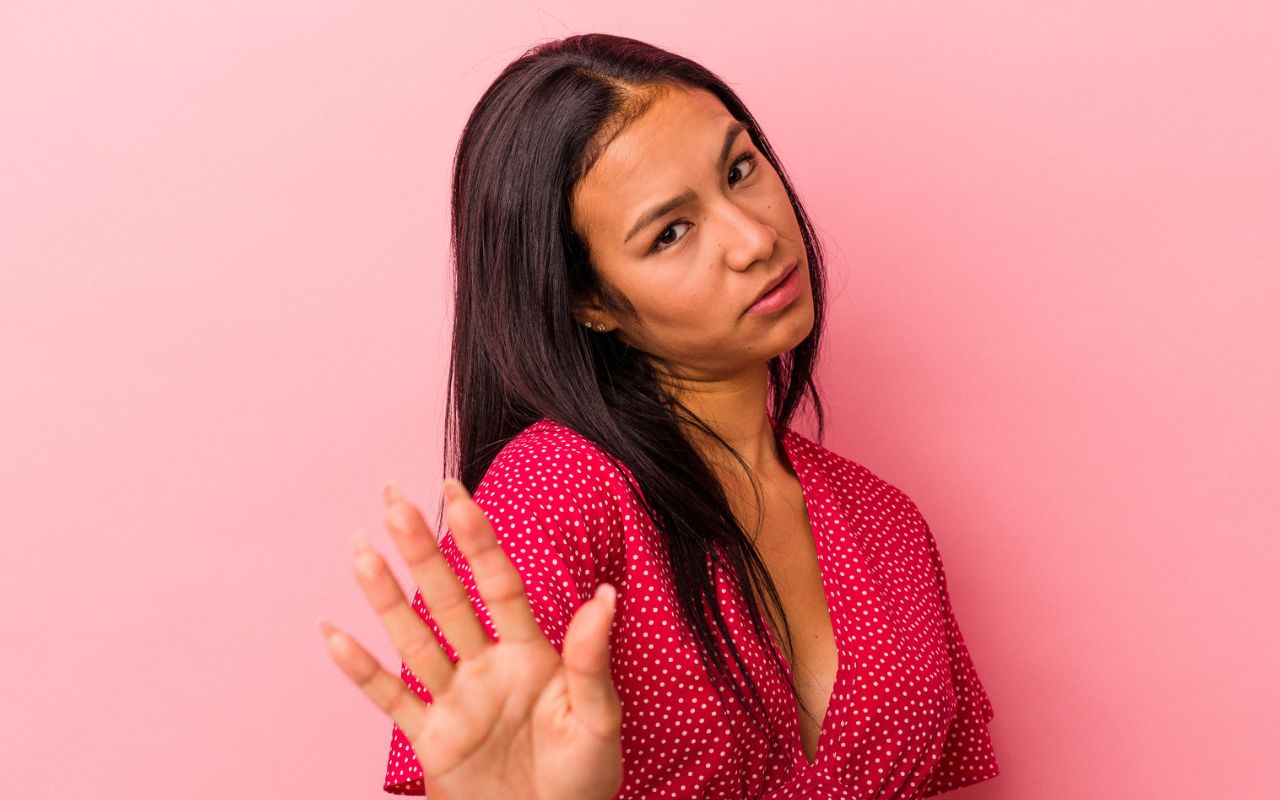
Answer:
[{"left": 561, "top": 583, "right": 621, "bottom": 733}]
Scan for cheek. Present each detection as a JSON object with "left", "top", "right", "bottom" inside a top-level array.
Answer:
[
  {"left": 773, "top": 198, "right": 799, "bottom": 231},
  {"left": 660, "top": 285, "right": 721, "bottom": 323},
  {"left": 633, "top": 277, "right": 728, "bottom": 334},
  {"left": 762, "top": 172, "right": 798, "bottom": 224},
  {"left": 617, "top": 277, "right": 692, "bottom": 323}
]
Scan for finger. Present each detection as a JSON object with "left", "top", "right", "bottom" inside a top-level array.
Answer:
[
  {"left": 440, "top": 479, "right": 547, "bottom": 647},
  {"left": 561, "top": 583, "right": 622, "bottom": 737},
  {"left": 382, "top": 483, "right": 492, "bottom": 661},
  {"left": 351, "top": 532, "right": 458, "bottom": 697},
  {"left": 316, "top": 617, "right": 427, "bottom": 739}
]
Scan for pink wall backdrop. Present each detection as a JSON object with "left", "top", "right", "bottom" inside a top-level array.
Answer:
[{"left": 2, "top": 1, "right": 1276, "bottom": 797}]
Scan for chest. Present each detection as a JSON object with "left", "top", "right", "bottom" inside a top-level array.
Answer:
[
  {"left": 738, "top": 475, "right": 840, "bottom": 757},
  {"left": 601, "top": 441, "right": 973, "bottom": 791}
]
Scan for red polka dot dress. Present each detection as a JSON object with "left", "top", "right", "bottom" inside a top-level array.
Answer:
[{"left": 384, "top": 418, "right": 999, "bottom": 798}]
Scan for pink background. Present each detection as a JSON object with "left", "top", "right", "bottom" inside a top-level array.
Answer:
[{"left": 2, "top": 2, "right": 1277, "bottom": 798}]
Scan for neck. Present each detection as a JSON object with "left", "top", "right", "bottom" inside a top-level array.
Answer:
[{"left": 663, "top": 362, "right": 785, "bottom": 481}]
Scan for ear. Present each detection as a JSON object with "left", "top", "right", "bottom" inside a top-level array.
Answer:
[{"left": 570, "top": 294, "right": 615, "bottom": 333}]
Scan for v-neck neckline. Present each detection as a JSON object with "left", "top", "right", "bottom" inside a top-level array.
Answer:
[{"left": 772, "top": 424, "right": 843, "bottom": 770}]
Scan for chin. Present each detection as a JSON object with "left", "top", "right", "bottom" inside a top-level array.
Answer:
[
  {"left": 783, "top": 295, "right": 816, "bottom": 341},
  {"left": 760, "top": 306, "right": 816, "bottom": 361}
]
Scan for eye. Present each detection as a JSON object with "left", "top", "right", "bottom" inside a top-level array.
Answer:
[
  {"left": 647, "top": 151, "right": 761, "bottom": 255},
  {"left": 727, "top": 151, "right": 758, "bottom": 187},
  {"left": 650, "top": 221, "right": 692, "bottom": 254}
]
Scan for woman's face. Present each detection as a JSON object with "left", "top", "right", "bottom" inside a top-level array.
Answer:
[{"left": 571, "top": 86, "right": 814, "bottom": 382}]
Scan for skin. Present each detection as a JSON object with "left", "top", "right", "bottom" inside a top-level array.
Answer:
[
  {"left": 317, "top": 82, "right": 822, "bottom": 796},
  {"left": 578, "top": 85, "right": 832, "bottom": 757},
  {"left": 571, "top": 84, "right": 815, "bottom": 481},
  {"left": 319, "top": 481, "right": 624, "bottom": 800}
]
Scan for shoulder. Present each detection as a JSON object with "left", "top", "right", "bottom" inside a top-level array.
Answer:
[
  {"left": 781, "top": 425, "right": 930, "bottom": 531},
  {"left": 782, "top": 426, "right": 955, "bottom": 593},
  {"left": 470, "top": 419, "right": 638, "bottom": 565},
  {"left": 476, "top": 417, "right": 637, "bottom": 506}
]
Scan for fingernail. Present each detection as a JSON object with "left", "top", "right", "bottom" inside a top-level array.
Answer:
[
  {"left": 383, "top": 481, "right": 404, "bottom": 505},
  {"left": 315, "top": 616, "right": 336, "bottom": 636},
  {"left": 597, "top": 582, "right": 617, "bottom": 613},
  {"left": 442, "top": 478, "right": 462, "bottom": 501},
  {"left": 351, "top": 530, "right": 370, "bottom": 554}
]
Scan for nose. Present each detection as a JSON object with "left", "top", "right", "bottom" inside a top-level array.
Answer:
[{"left": 714, "top": 198, "right": 779, "bottom": 272}]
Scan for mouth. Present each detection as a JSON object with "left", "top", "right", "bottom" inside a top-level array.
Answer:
[{"left": 746, "top": 260, "right": 799, "bottom": 313}]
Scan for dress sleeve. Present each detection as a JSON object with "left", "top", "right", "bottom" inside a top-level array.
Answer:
[
  {"left": 382, "top": 436, "right": 624, "bottom": 795},
  {"left": 919, "top": 521, "right": 1000, "bottom": 797}
]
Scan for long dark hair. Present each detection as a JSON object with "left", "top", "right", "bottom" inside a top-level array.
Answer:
[{"left": 440, "top": 32, "right": 828, "bottom": 743}]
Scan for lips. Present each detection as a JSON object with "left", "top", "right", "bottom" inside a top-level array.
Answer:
[{"left": 750, "top": 260, "right": 799, "bottom": 308}]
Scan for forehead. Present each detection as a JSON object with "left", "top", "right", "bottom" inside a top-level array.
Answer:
[{"left": 572, "top": 87, "right": 739, "bottom": 237}]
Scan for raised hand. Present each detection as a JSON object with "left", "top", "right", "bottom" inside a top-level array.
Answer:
[{"left": 317, "top": 478, "right": 623, "bottom": 800}]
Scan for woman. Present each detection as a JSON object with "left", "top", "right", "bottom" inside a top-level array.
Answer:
[{"left": 317, "top": 33, "right": 999, "bottom": 799}]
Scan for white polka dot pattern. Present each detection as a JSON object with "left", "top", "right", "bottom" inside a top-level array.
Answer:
[{"left": 383, "top": 418, "right": 999, "bottom": 798}]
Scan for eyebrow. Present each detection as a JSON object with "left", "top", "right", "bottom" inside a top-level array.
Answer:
[{"left": 623, "top": 119, "right": 748, "bottom": 245}]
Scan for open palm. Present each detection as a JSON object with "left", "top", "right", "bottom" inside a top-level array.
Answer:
[{"left": 318, "top": 479, "right": 623, "bottom": 800}]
